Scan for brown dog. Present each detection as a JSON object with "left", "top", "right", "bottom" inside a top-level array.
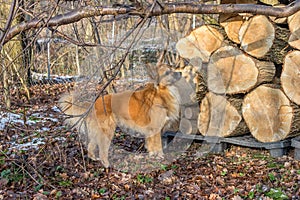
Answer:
[{"left": 59, "top": 64, "right": 181, "bottom": 167}]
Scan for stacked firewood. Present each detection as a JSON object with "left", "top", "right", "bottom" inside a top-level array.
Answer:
[
  {"left": 175, "top": 9, "right": 300, "bottom": 142},
  {"left": 174, "top": 66, "right": 200, "bottom": 135}
]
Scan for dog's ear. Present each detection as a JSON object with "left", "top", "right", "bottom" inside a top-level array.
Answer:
[{"left": 146, "top": 63, "right": 159, "bottom": 85}]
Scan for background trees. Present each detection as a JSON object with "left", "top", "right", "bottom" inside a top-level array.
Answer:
[{"left": 0, "top": 0, "right": 299, "bottom": 109}]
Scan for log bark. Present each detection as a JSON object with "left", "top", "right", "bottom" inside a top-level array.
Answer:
[
  {"left": 281, "top": 51, "right": 300, "bottom": 105},
  {"left": 195, "top": 71, "right": 208, "bottom": 102},
  {"left": 239, "top": 15, "right": 275, "bottom": 59},
  {"left": 266, "top": 25, "right": 290, "bottom": 64},
  {"left": 288, "top": 10, "right": 300, "bottom": 50},
  {"left": 198, "top": 92, "right": 248, "bottom": 137},
  {"left": 179, "top": 117, "right": 198, "bottom": 134},
  {"left": 207, "top": 45, "right": 275, "bottom": 94},
  {"left": 176, "top": 25, "right": 224, "bottom": 63},
  {"left": 242, "top": 85, "right": 300, "bottom": 142}
]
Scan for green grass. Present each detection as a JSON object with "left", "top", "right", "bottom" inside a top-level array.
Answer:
[
  {"left": 136, "top": 174, "right": 153, "bottom": 184},
  {"left": 265, "top": 188, "right": 288, "bottom": 200}
]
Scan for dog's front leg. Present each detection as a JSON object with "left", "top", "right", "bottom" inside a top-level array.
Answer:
[{"left": 145, "top": 132, "right": 163, "bottom": 157}]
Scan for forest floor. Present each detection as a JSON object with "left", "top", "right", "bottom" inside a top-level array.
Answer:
[{"left": 0, "top": 83, "right": 299, "bottom": 200}]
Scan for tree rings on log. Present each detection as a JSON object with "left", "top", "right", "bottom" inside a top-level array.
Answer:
[
  {"left": 239, "top": 15, "right": 275, "bottom": 58},
  {"left": 220, "top": 15, "right": 244, "bottom": 44},
  {"left": 281, "top": 51, "right": 300, "bottom": 105},
  {"left": 176, "top": 25, "right": 224, "bottom": 63},
  {"left": 258, "top": 0, "right": 279, "bottom": 5},
  {"left": 198, "top": 92, "right": 247, "bottom": 137},
  {"left": 207, "top": 45, "right": 275, "bottom": 94},
  {"left": 242, "top": 85, "right": 300, "bottom": 142},
  {"left": 288, "top": 10, "right": 300, "bottom": 33},
  {"left": 184, "top": 105, "right": 200, "bottom": 120},
  {"left": 179, "top": 118, "right": 198, "bottom": 135}
]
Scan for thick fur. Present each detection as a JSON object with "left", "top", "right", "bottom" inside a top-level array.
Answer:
[{"left": 59, "top": 64, "right": 181, "bottom": 167}]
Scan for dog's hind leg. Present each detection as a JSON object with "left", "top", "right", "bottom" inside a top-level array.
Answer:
[{"left": 145, "top": 132, "right": 163, "bottom": 157}]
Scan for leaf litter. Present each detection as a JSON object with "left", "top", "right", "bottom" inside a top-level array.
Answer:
[{"left": 0, "top": 83, "right": 299, "bottom": 199}]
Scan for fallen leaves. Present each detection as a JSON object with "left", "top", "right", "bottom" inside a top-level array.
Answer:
[{"left": 0, "top": 83, "right": 299, "bottom": 199}]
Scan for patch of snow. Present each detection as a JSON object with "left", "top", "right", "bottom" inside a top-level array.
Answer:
[
  {"left": 0, "top": 110, "right": 60, "bottom": 131},
  {"left": 9, "top": 137, "right": 45, "bottom": 151},
  {"left": 55, "top": 137, "right": 67, "bottom": 142},
  {"left": 38, "top": 127, "right": 51, "bottom": 132},
  {"left": 26, "top": 120, "right": 38, "bottom": 126},
  {"left": 52, "top": 106, "right": 61, "bottom": 113},
  {"left": 9, "top": 134, "right": 67, "bottom": 151},
  {"left": 45, "top": 116, "right": 59, "bottom": 122},
  {"left": 0, "top": 112, "right": 24, "bottom": 130}
]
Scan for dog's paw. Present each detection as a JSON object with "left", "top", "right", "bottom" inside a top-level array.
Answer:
[
  {"left": 149, "top": 151, "right": 164, "bottom": 159},
  {"left": 101, "top": 159, "right": 110, "bottom": 169},
  {"left": 88, "top": 153, "right": 110, "bottom": 168},
  {"left": 88, "top": 153, "right": 97, "bottom": 160}
]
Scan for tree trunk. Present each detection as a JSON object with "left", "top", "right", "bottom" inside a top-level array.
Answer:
[
  {"left": 281, "top": 50, "right": 300, "bottom": 105},
  {"left": 3, "top": 65, "right": 11, "bottom": 108},
  {"left": 176, "top": 25, "right": 224, "bottom": 63},
  {"left": 198, "top": 92, "right": 248, "bottom": 137},
  {"left": 242, "top": 84, "right": 300, "bottom": 142},
  {"left": 207, "top": 45, "right": 275, "bottom": 94},
  {"left": 19, "top": 0, "right": 33, "bottom": 86}
]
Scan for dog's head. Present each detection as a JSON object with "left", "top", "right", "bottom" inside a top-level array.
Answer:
[{"left": 147, "top": 63, "right": 182, "bottom": 87}]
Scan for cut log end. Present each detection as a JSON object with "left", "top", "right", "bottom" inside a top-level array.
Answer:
[
  {"left": 288, "top": 10, "right": 300, "bottom": 33},
  {"left": 198, "top": 92, "right": 244, "bottom": 137},
  {"left": 176, "top": 25, "right": 224, "bottom": 62},
  {"left": 288, "top": 33, "right": 300, "bottom": 51},
  {"left": 281, "top": 51, "right": 300, "bottom": 105},
  {"left": 242, "top": 85, "right": 296, "bottom": 142},
  {"left": 239, "top": 15, "right": 275, "bottom": 58},
  {"left": 207, "top": 45, "right": 275, "bottom": 94},
  {"left": 179, "top": 118, "right": 198, "bottom": 134},
  {"left": 184, "top": 105, "right": 200, "bottom": 119},
  {"left": 220, "top": 15, "right": 243, "bottom": 44}
]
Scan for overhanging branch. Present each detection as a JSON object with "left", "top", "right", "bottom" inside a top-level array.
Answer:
[{"left": 4, "top": 1, "right": 300, "bottom": 44}]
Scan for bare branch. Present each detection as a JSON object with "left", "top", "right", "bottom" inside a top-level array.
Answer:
[{"left": 4, "top": 1, "right": 300, "bottom": 44}]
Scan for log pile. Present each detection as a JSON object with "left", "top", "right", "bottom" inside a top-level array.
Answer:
[
  {"left": 174, "top": 66, "right": 200, "bottom": 134},
  {"left": 175, "top": 10, "right": 300, "bottom": 142}
]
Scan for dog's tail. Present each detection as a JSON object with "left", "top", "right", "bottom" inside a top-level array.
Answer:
[{"left": 58, "top": 92, "right": 93, "bottom": 130}]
